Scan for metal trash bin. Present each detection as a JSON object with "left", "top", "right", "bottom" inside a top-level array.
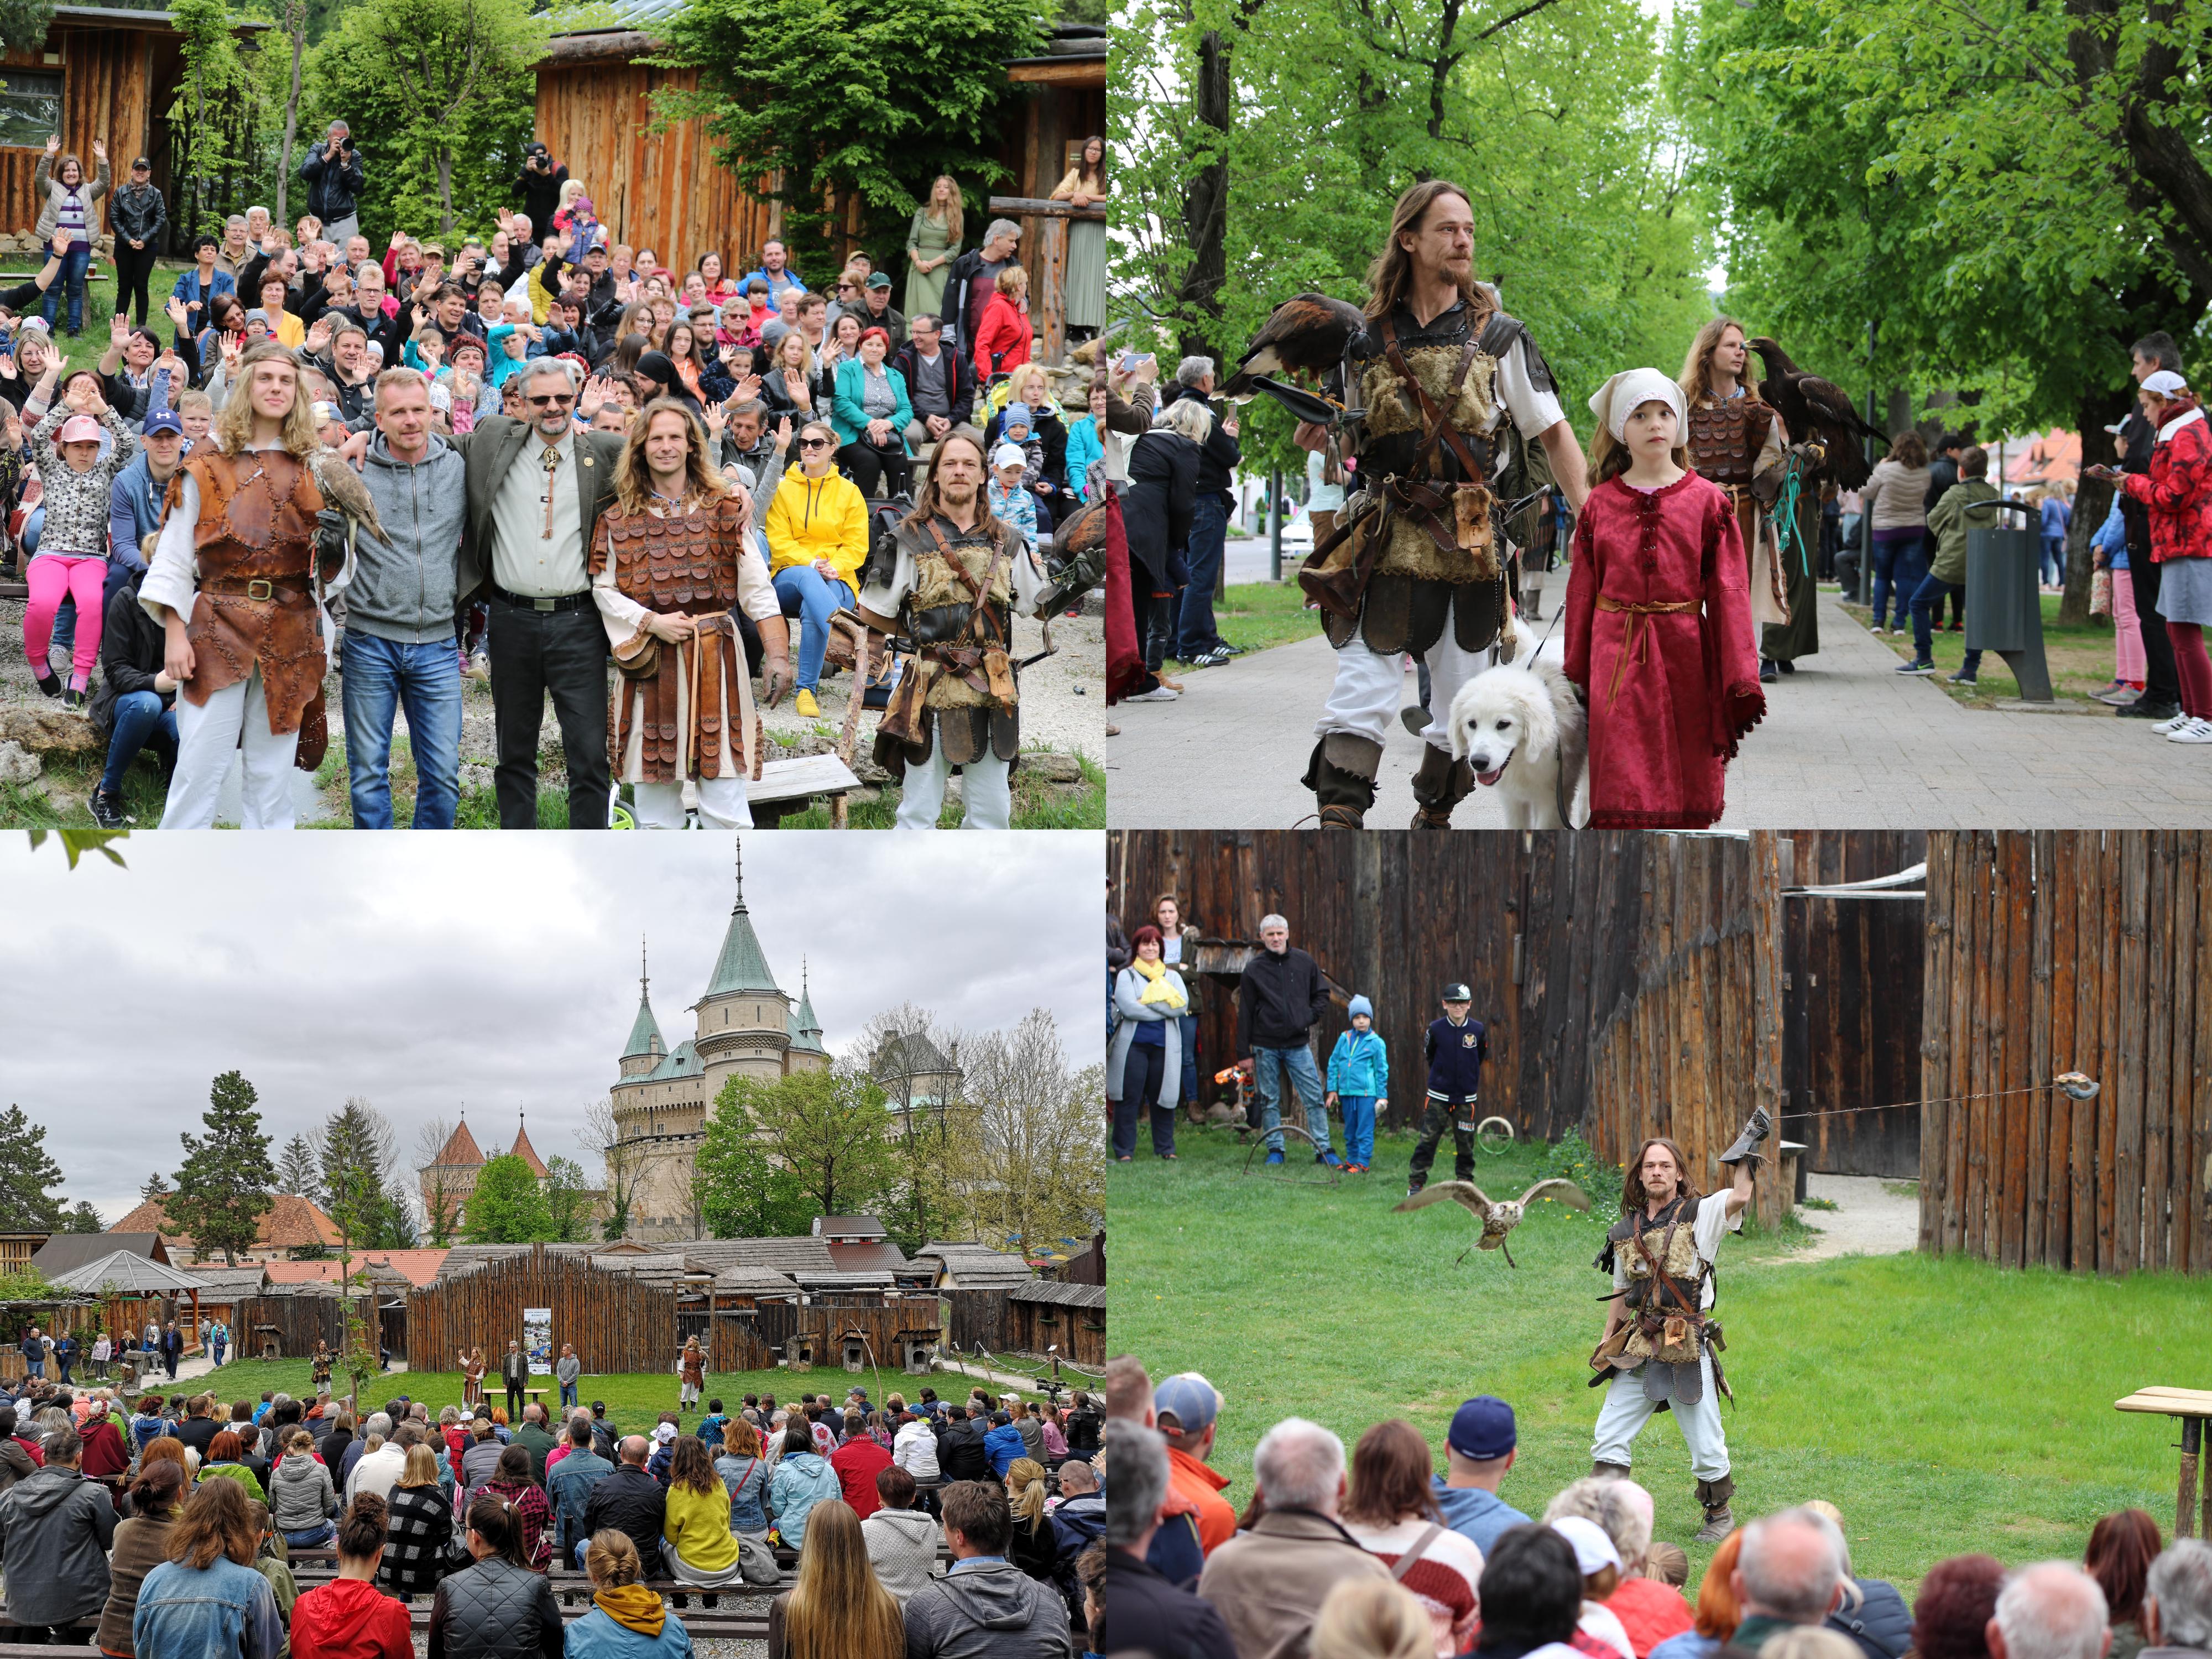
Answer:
[{"left": 1963, "top": 499, "right": 2052, "bottom": 701}]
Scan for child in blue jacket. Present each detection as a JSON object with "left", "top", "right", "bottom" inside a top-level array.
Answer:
[{"left": 1325, "top": 993, "right": 1389, "bottom": 1173}]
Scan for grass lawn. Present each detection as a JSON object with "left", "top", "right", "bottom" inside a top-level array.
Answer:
[
  {"left": 1168, "top": 580, "right": 1322, "bottom": 666},
  {"left": 1839, "top": 587, "right": 2131, "bottom": 708},
  {"left": 1111, "top": 1128, "right": 2208, "bottom": 1599},
  {"left": 175, "top": 1361, "right": 1064, "bottom": 1423}
]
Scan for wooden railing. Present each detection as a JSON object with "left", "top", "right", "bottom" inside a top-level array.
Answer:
[{"left": 989, "top": 195, "right": 1105, "bottom": 365}]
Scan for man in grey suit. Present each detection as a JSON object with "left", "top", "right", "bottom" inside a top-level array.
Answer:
[{"left": 454, "top": 356, "right": 625, "bottom": 828}]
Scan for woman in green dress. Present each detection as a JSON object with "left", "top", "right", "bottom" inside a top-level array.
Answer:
[
  {"left": 1051, "top": 137, "right": 1106, "bottom": 336},
  {"left": 905, "top": 175, "right": 963, "bottom": 319}
]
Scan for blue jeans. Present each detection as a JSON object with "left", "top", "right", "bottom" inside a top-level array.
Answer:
[
  {"left": 1253, "top": 1042, "right": 1329, "bottom": 1154},
  {"left": 773, "top": 566, "right": 855, "bottom": 690},
  {"left": 341, "top": 629, "right": 463, "bottom": 828},
  {"left": 41, "top": 243, "right": 91, "bottom": 335},
  {"left": 1339, "top": 1094, "right": 1377, "bottom": 1166},
  {"left": 1910, "top": 573, "right": 1982, "bottom": 674},
  {"left": 100, "top": 689, "right": 177, "bottom": 795},
  {"left": 211, "top": 1341, "right": 225, "bottom": 1366},
  {"left": 560, "top": 1381, "right": 578, "bottom": 1409},
  {"left": 24, "top": 1359, "right": 41, "bottom": 1379},
  {"left": 2041, "top": 536, "right": 2064, "bottom": 586},
  {"left": 1175, "top": 493, "right": 1230, "bottom": 659},
  {"left": 283, "top": 1523, "right": 335, "bottom": 1549},
  {"left": 1870, "top": 529, "right": 1923, "bottom": 629}
]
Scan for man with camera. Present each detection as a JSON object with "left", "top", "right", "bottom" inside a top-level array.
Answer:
[
  {"left": 299, "top": 121, "right": 364, "bottom": 247},
  {"left": 515, "top": 144, "right": 570, "bottom": 236}
]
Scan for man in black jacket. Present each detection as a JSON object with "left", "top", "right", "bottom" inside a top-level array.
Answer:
[
  {"left": 582, "top": 1436, "right": 667, "bottom": 1577},
  {"left": 1100, "top": 1419, "right": 1237, "bottom": 1658},
  {"left": 937, "top": 1402, "right": 992, "bottom": 1483},
  {"left": 940, "top": 219, "right": 1020, "bottom": 353},
  {"left": 1235, "top": 914, "right": 1335, "bottom": 1168},
  {"left": 88, "top": 565, "right": 175, "bottom": 828},
  {"left": 299, "top": 123, "right": 366, "bottom": 246},
  {"left": 514, "top": 145, "right": 569, "bottom": 237},
  {"left": 502, "top": 1340, "right": 528, "bottom": 1419},
  {"left": 1167, "top": 361, "right": 1244, "bottom": 667}
]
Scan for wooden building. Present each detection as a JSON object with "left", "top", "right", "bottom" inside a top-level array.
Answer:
[
  {"left": 0, "top": 6, "right": 265, "bottom": 255},
  {"left": 530, "top": 17, "right": 1103, "bottom": 341}
]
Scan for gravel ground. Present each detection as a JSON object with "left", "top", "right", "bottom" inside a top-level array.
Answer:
[{"left": 1792, "top": 1173, "right": 1922, "bottom": 1262}]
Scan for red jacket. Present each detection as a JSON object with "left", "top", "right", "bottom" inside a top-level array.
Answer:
[
  {"left": 830, "top": 1434, "right": 892, "bottom": 1520},
  {"left": 290, "top": 1577, "right": 412, "bottom": 1659},
  {"left": 2122, "top": 395, "right": 2212, "bottom": 564},
  {"left": 79, "top": 1417, "right": 130, "bottom": 1480},
  {"left": 972, "top": 291, "right": 1034, "bottom": 380}
]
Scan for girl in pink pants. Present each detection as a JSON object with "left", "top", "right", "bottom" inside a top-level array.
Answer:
[{"left": 22, "top": 384, "right": 137, "bottom": 707}]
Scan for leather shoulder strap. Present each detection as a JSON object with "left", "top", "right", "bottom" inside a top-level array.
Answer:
[{"left": 1383, "top": 311, "right": 1488, "bottom": 482}]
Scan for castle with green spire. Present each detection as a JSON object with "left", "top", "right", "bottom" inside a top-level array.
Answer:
[{"left": 608, "top": 845, "right": 832, "bottom": 1239}]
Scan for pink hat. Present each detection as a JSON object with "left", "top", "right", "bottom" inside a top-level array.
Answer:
[{"left": 57, "top": 414, "right": 101, "bottom": 444}]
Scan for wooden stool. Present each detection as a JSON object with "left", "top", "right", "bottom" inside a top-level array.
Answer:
[{"left": 2115, "top": 1386, "right": 2212, "bottom": 1540}]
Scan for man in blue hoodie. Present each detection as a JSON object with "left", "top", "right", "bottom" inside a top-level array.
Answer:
[{"left": 1431, "top": 1395, "right": 1529, "bottom": 1556}]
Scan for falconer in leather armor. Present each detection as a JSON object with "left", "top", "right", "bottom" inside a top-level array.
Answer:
[
  {"left": 1303, "top": 301, "right": 1555, "bottom": 660},
  {"left": 166, "top": 446, "right": 331, "bottom": 755},
  {"left": 872, "top": 511, "right": 1026, "bottom": 776},
  {"left": 1686, "top": 393, "right": 1791, "bottom": 623},
  {"left": 1592, "top": 1196, "right": 1732, "bottom": 1408},
  {"left": 594, "top": 493, "right": 762, "bottom": 785}
]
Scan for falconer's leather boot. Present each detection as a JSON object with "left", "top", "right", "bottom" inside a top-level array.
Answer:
[
  {"left": 1592, "top": 1460, "right": 1632, "bottom": 1481},
  {"left": 1305, "top": 734, "right": 1382, "bottom": 830},
  {"left": 1410, "top": 743, "right": 1475, "bottom": 829},
  {"left": 1694, "top": 1474, "right": 1737, "bottom": 1542}
]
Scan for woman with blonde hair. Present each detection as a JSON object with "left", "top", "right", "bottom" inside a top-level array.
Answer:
[
  {"left": 1313, "top": 1576, "right": 1433, "bottom": 1659},
  {"left": 138, "top": 338, "right": 332, "bottom": 828},
  {"left": 762, "top": 326, "right": 816, "bottom": 424},
  {"left": 971, "top": 263, "right": 1033, "bottom": 381},
  {"left": 905, "top": 174, "right": 964, "bottom": 317},
  {"left": 1003, "top": 1455, "right": 1065, "bottom": 1589},
  {"left": 380, "top": 1442, "right": 452, "bottom": 1600},
  {"left": 595, "top": 398, "right": 787, "bottom": 828},
  {"left": 766, "top": 1498, "right": 901, "bottom": 1659},
  {"left": 567, "top": 1530, "right": 694, "bottom": 1659}
]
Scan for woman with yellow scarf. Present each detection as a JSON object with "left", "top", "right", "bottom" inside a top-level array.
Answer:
[
  {"left": 566, "top": 1528, "right": 697, "bottom": 1659},
  {"left": 1109, "top": 924, "right": 1188, "bottom": 1161}
]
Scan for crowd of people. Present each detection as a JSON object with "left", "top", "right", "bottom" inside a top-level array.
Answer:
[
  {"left": 4, "top": 127, "right": 1113, "bottom": 831},
  {"left": 1104, "top": 1353, "right": 2212, "bottom": 1659},
  {"left": 19, "top": 1318, "right": 227, "bottom": 1383},
  {"left": 0, "top": 1356, "right": 1113, "bottom": 1658}
]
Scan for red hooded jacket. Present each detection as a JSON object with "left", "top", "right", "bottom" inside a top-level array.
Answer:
[{"left": 2122, "top": 393, "right": 2212, "bottom": 564}]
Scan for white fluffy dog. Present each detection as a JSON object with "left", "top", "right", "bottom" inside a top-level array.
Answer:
[{"left": 1446, "top": 637, "right": 1588, "bottom": 828}]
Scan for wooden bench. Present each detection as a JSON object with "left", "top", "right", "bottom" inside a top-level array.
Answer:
[{"left": 2116, "top": 1386, "right": 2212, "bottom": 1540}]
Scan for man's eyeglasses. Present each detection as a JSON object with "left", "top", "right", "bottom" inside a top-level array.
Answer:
[{"left": 528, "top": 393, "right": 575, "bottom": 408}]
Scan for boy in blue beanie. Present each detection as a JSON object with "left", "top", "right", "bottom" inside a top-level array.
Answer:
[{"left": 1324, "top": 994, "right": 1389, "bottom": 1173}]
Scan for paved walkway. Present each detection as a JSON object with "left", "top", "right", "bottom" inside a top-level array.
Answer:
[{"left": 1109, "top": 585, "right": 2212, "bottom": 828}]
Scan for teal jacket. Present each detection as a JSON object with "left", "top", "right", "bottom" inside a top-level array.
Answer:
[
  {"left": 1327, "top": 1027, "right": 1390, "bottom": 1097},
  {"left": 830, "top": 357, "right": 914, "bottom": 453}
]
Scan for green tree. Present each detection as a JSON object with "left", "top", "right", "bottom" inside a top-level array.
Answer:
[
  {"left": 694, "top": 1077, "right": 814, "bottom": 1238},
  {"left": 542, "top": 1157, "right": 593, "bottom": 1244},
  {"left": 139, "top": 1171, "right": 173, "bottom": 1204},
  {"left": 169, "top": 0, "right": 263, "bottom": 239},
  {"left": 300, "top": 0, "right": 545, "bottom": 238},
  {"left": 0, "top": 0, "right": 55, "bottom": 54},
  {"left": 464, "top": 1154, "right": 551, "bottom": 1243},
  {"left": 0, "top": 1105, "right": 66, "bottom": 1233},
  {"left": 275, "top": 1134, "right": 322, "bottom": 1203},
  {"left": 1665, "top": 0, "right": 2212, "bottom": 622},
  {"left": 961, "top": 1009, "right": 1104, "bottom": 1256},
  {"left": 170, "top": 1071, "right": 276, "bottom": 1266},
  {"left": 61, "top": 1200, "right": 102, "bottom": 1234},
  {"left": 318, "top": 1100, "right": 415, "bottom": 1250},
  {"left": 656, "top": 0, "right": 1043, "bottom": 279},
  {"left": 757, "top": 1068, "right": 900, "bottom": 1222}
]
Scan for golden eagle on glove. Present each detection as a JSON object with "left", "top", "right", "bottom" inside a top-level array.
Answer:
[
  {"left": 1745, "top": 337, "right": 1892, "bottom": 489},
  {"left": 1222, "top": 293, "right": 1368, "bottom": 426}
]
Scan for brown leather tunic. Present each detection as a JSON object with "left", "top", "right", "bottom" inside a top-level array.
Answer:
[
  {"left": 1686, "top": 398, "right": 1774, "bottom": 489},
  {"left": 594, "top": 495, "right": 756, "bottom": 785},
  {"left": 169, "top": 447, "right": 327, "bottom": 735}
]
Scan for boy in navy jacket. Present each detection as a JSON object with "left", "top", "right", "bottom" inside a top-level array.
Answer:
[{"left": 1410, "top": 983, "right": 1487, "bottom": 1196}]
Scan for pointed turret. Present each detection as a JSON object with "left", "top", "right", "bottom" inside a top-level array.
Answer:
[
  {"left": 509, "top": 1113, "right": 550, "bottom": 1178},
  {"left": 703, "top": 841, "right": 781, "bottom": 997},
  {"left": 431, "top": 1115, "right": 486, "bottom": 1168},
  {"left": 624, "top": 937, "right": 666, "bottom": 1061},
  {"left": 789, "top": 957, "right": 828, "bottom": 1056}
]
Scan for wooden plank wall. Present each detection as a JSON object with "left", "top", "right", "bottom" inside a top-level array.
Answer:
[
  {"left": 713, "top": 1300, "right": 943, "bottom": 1374},
  {"left": 1109, "top": 831, "right": 1781, "bottom": 1219},
  {"left": 234, "top": 1295, "right": 346, "bottom": 1359},
  {"left": 408, "top": 1250, "right": 677, "bottom": 1374},
  {"left": 1007, "top": 1299, "right": 1105, "bottom": 1367},
  {"left": 1920, "top": 831, "right": 2212, "bottom": 1275},
  {"left": 1780, "top": 831, "right": 1929, "bottom": 1177},
  {"left": 0, "top": 30, "right": 160, "bottom": 248}
]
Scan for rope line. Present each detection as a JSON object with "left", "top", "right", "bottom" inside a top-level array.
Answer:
[{"left": 1775, "top": 1079, "right": 2077, "bottom": 1124}]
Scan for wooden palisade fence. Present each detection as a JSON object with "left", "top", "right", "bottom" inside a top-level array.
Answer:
[
  {"left": 409, "top": 1249, "right": 676, "bottom": 1374},
  {"left": 1921, "top": 831, "right": 2212, "bottom": 1275}
]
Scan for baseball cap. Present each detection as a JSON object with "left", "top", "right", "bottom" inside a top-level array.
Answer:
[
  {"left": 866, "top": 273, "right": 891, "bottom": 290},
  {"left": 1441, "top": 982, "right": 1472, "bottom": 1003},
  {"left": 1446, "top": 1395, "right": 1515, "bottom": 1460},
  {"left": 2143, "top": 369, "right": 2189, "bottom": 397},
  {"left": 142, "top": 409, "right": 183, "bottom": 437},
  {"left": 1151, "top": 1373, "right": 1222, "bottom": 1436},
  {"left": 129, "top": 156, "right": 150, "bottom": 171},
  {"left": 1551, "top": 1515, "right": 1622, "bottom": 1577},
  {"left": 993, "top": 441, "right": 1025, "bottom": 470},
  {"left": 57, "top": 414, "right": 100, "bottom": 444},
  {"left": 653, "top": 1422, "right": 677, "bottom": 1443}
]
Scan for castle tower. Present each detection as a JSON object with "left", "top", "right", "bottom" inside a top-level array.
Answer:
[
  {"left": 786, "top": 958, "right": 831, "bottom": 1073},
  {"left": 619, "top": 939, "right": 667, "bottom": 1080},
  {"left": 418, "top": 1113, "right": 487, "bottom": 1238},
  {"left": 693, "top": 843, "right": 794, "bottom": 1092}
]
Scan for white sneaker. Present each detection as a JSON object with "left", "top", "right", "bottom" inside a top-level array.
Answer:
[
  {"left": 1128, "top": 685, "right": 1180, "bottom": 702},
  {"left": 2168, "top": 717, "right": 2212, "bottom": 744},
  {"left": 2154, "top": 712, "right": 2192, "bottom": 734}
]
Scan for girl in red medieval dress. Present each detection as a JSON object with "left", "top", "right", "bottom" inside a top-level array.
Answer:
[{"left": 1563, "top": 368, "right": 1766, "bottom": 828}]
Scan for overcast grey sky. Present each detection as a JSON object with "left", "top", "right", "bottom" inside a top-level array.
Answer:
[{"left": 1, "top": 833, "right": 1104, "bottom": 1223}]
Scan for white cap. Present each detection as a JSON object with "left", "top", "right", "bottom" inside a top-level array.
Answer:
[
  {"left": 993, "top": 441, "right": 1026, "bottom": 469},
  {"left": 1588, "top": 368, "right": 1686, "bottom": 443},
  {"left": 654, "top": 1421, "right": 677, "bottom": 1442},
  {"left": 2143, "top": 369, "right": 2189, "bottom": 397},
  {"left": 1550, "top": 1515, "right": 1623, "bottom": 1576}
]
